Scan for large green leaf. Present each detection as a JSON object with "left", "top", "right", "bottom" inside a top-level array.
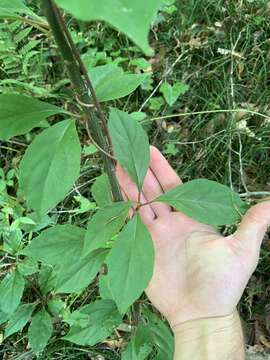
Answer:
[
  {"left": 83, "top": 202, "right": 131, "bottom": 255},
  {"left": 28, "top": 309, "right": 53, "bottom": 355},
  {"left": 5, "top": 303, "right": 35, "bottom": 338},
  {"left": 0, "top": 311, "right": 9, "bottom": 325},
  {"left": 106, "top": 214, "right": 154, "bottom": 314},
  {"left": 19, "top": 119, "right": 81, "bottom": 216},
  {"left": 55, "top": 249, "right": 107, "bottom": 293},
  {"left": 0, "top": 0, "right": 28, "bottom": 13},
  {"left": 63, "top": 299, "right": 122, "bottom": 346},
  {"left": 89, "top": 64, "right": 146, "bottom": 102},
  {"left": 157, "top": 179, "right": 248, "bottom": 226},
  {"left": 21, "top": 225, "right": 85, "bottom": 265},
  {"left": 108, "top": 108, "right": 150, "bottom": 190},
  {"left": 91, "top": 173, "right": 113, "bottom": 207},
  {"left": 55, "top": 0, "right": 163, "bottom": 54},
  {"left": 0, "top": 270, "right": 25, "bottom": 314},
  {"left": 0, "top": 94, "right": 64, "bottom": 140}
]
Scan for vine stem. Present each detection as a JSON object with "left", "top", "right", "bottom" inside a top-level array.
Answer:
[
  {"left": 41, "top": 0, "right": 122, "bottom": 201},
  {"left": 51, "top": 5, "right": 112, "bottom": 148}
]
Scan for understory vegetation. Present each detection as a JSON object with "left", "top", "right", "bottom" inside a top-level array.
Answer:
[{"left": 0, "top": 0, "right": 270, "bottom": 358}]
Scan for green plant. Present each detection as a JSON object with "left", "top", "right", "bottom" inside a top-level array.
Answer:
[{"left": 0, "top": 0, "right": 250, "bottom": 358}]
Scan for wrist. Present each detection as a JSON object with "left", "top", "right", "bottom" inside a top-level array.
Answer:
[{"left": 172, "top": 310, "right": 245, "bottom": 360}]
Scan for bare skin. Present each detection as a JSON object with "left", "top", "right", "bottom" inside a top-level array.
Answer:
[{"left": 116, "top": 146, "right": 270, "bottom": 329}]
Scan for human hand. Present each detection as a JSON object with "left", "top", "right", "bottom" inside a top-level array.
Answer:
[{"left": 116, "top": 146, "right": 270, "bottom": 328}]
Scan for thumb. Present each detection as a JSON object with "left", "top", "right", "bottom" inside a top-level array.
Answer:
[{"left": 234, "top": 200, "right": 270, "bottom": 251}]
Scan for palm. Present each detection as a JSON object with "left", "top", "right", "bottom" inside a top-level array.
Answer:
[
  {"left": 116, "top": 146, "right": 270, "bottom": 327},
  {"left": 146, "top": 212, "right": 257, "bottom": 326}
]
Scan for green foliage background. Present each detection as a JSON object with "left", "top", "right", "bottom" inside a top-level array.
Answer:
[{"left": 0, "top": 0, "right": 270, "bottom": 358}]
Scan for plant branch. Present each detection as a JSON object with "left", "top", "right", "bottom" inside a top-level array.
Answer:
[
  {"left": 41, "top": 0, "right": 122, "bottom": 201},
  {"left": 51, "top": 4, "right": 112, "bottom": 148}
]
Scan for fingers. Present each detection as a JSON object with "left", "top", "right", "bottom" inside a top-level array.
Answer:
[
  {"left": 232, "top": 200, "right": 270, "bottom": 254},
  {"left": 116, "top": 165, "right": 156, "bottom": 226},
  {"left": 142, "top": 169, "right": 171, "bottom": 216},
  {"left": 116, "top": 146, "right": 183, "bottom": 223},
  {"left": 150, "top": 146, "right": 182, "bottom": 192}
]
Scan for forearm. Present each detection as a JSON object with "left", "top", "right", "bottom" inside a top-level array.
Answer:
[{"left": 173, "top": 310, "right": 245, "bottom": 360}]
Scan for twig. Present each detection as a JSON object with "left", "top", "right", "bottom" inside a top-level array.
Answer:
[
  {"left": 236, "top": 131, "right": 248, "bottom": 192},
  {"left": 85, "top": 120, "right": 116, "bottom": 160},
  {"left": 144, "top": 108, "right": 270, "bottom": 123},
  {"left": 240, "top": 191, "right": 270, "bottom": 198},
  {"left": 139, "top": 50, "right": 189, "bottom": 111},
  {"left": 171, "top": 130, "right": 226, "bottom": 145},
  {"left": 228, "top": 31, "right": 244, "bottom": 191}
]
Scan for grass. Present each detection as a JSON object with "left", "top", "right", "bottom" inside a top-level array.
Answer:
[{"left": 0, "top": 0, "right": 270, "bottom": 358}]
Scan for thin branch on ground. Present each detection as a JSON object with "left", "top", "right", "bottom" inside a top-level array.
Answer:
[
  {"left": 146, "top": 108, "right": 270, "bottom": 123},
  {"left": 139, "top": 49, "right": 189, "bottom": 111}
]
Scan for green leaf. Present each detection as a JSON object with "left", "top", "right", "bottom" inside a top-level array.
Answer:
[
  {"left": 18, "top": 257, "right": 39, "bottom": 276},
  {"left": 89, "top": 64, "right": 146, "bottom": 102},
  {"left": 163, "top": 143, "right": 179, "bottom": 156},
  {"left": 47, "top": 298, "right": 65, "bottom": 317},
  {"left": 63, "top": 300, "right": 122, "bottom": 346},
  {"left": 21, "top": 225, "right": 85, "bottom": 265},
  {"left": 55, "top": 249, "right": 107, "bottom": 293},
  {"left": 20, "top": 213, "right": 54, "bottom": 233},
  {"left": 130, "top": 112, "right": 147, "bottom": 122},
  {"left": 108, "top": 108, "right": 150, "bottom": 190},
  {"left": 19, "top": 120, "right": 81, "bottom": 216},
  {"left": 121, "top": 324, "right": 153, "bottom": 360},
  {"left": 5, "top": 303, "right": 35, "bottom": 338},
  {"left": 74, "top": 195, "right": 96, "bottom": 214},
  {"left": 99, "top": 274, "right": 113, "bottom": 300},
  {"left": 28, "top": 309, "right": 53, "bottom": 356},
  {"left": 82, "top": 144, "right": 98, "bottom": 155},
  {"left": 0, "top": 0, "right": 28, "bottom": 14},
  {"left": 149, "top": 97, "right": 164, "bottom": 111},
  {"left": 0, "top": 94, "right": 64, "bottom": 140},
  {"left": 38, "top": 264, "right": 57, "bottom": 294},
  {"left": 0, "top": 0, "right": 37, "bottom": 18},
  {"left": 160, "top": 82, "right": 189, "bottom": 106},
  {"left": 91, "top": 173, "right": 113, "bottom": 207},
  {"left": 107, "top": 214, "right": 154, "bottom": 314},
  {"left": 0, "top": 270, "right": 25, "bottom": 314},
  {"left": 83, "top": 202, "right": 131, "bottom": 255},
  {"left": 122, "top": 341, "right": 152, "bottom": 360},
  {"left": 55, "top": 0, "right": 163, "bottom": 55},
  {"left": 157, "top": 179, "right": 248, "bottom": 226},
  {"left": 144, "top": 310, "right": 174, "bottom": 360},
  {"left": 0, "top": 311, "right": 9, "bottom": 325},
  {"left": 3, "top": 229, "right": 22, "bottom": 255}
]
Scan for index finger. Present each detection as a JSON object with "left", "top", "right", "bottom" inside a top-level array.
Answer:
[{"left": 150, "top": 146, "right": 182, "bottom": 192}]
